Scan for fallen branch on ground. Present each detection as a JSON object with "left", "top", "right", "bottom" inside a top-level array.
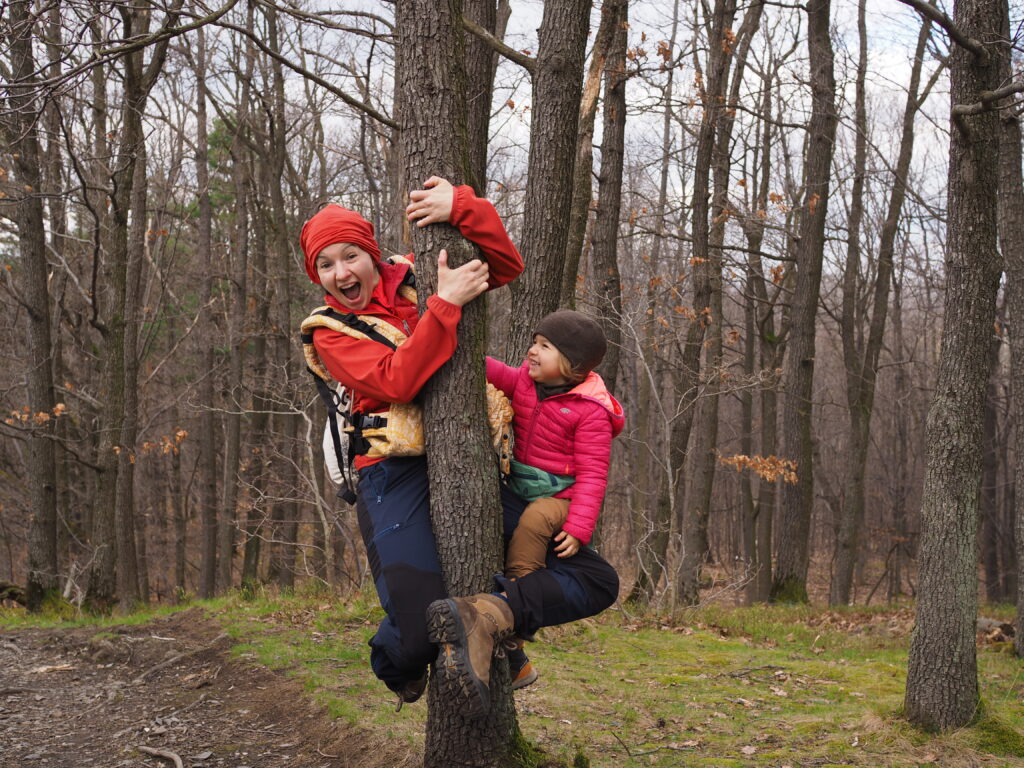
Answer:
[{"left": 137, "top": 746, "right": 184, "bottom": 768}]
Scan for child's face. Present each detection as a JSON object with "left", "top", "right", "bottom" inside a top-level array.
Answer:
[
  {"left": 316, "top": 242, "right": 380, "bottom": 311},
  {"left": 527, "top": 334, "right": 569, "bottom": 385}
]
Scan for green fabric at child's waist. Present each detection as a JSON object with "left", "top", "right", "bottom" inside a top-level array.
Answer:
[{"left": 506, "top": 459, "right": 575, "bottom": 502}]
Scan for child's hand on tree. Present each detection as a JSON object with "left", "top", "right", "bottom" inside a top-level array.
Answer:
[
  {"left": 554, "top": 530, "right": 580, "bottom": 558},
  {"left": 436, "top": 249, "right": 489, "bottom": 307},
  {"left": 406, "top": 176, "right": 454, "bottom": 226}
]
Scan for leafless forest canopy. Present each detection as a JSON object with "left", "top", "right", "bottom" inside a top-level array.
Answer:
[{"left": 1, "top": 0, "right": 1023, "bottom": 618}]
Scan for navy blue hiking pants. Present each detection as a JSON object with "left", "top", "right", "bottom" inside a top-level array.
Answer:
[{"left": 355, "top": 456, "right": 619, "bottom": 692}]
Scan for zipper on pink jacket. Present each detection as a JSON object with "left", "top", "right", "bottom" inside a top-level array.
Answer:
[{"left": 520, "top": 400, "right": 544, "bottom": 458}]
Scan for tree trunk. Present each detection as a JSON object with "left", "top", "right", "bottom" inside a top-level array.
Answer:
[
  {"left": 770, "top": 0, "right": 838, "bottom": 603},
  {"left": 195, "top": 26, "right": 219, "bottom": 599},
  {"left": 560, "top": 0, "right": 622, "bottom": 308},
  {"left": 995, "top": 0, "right": 1024, "bottom": 656},
  {"left": 218, "top": 77, "right": 252, "bottom": 590},
  {"left": 242, "top": 189, "right": 272, "bottom": 588},
  {"left": 589, "top": 0, "right": 628, "bottom": 393},
  {"left": 3, "top": 0, "right": 60, "bottom": 610},
  {"left": 904, "top": 0, "right": 1003, "bottom": 729},
  {"left": 980, "top": 336, "right": 1002, "bottom": 602},
  {"left": 738, "top": 69, "right": 780, "bottom": 605},
  {"left": 679, "top": 0, "right": 762, "bottom": 607},
  {"left": 888, "top": 266, "right": 910, "bottom": 602},
  {"left": 507, "top": 0, "right": 592, "bottom": 359},
  {"left": 463, "top": 0, "right": 497, "bottom": 191},
  {"left": 396, "top": 0, "right": 520, "bottom": 762},
  {"left": 832, "top": 8, "right": 931, "bottom": 606}
]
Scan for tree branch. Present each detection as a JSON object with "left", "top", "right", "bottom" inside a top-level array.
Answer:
[
  {"left": 953, "top": 79, "right": 1024, "bottom": 116},
  {"left": 5, "top": 0, "right": 241, "bottom": 91},
  {"left": 461, "top": 15, "right": 536, "bottom": 76},
  {"left": 895, "top": 0, "right": 987, "bottom": 59},
  {"left": 255, "top": 0, "right": 394, "bottom": 37},
  {"left": 215, "top": 19, "right": 399, "bottom": 130}
]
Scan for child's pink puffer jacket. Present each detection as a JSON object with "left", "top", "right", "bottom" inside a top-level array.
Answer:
[{"left": 486, "top": 358, "right": 625, "bottom": 545}]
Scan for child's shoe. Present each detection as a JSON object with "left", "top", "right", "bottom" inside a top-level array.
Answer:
[
  {"left": 427, "top": 593, "right": 514, "bottom": 718},
  {"left": 508, "top": 639, "right": 538, "bottom": 690}
]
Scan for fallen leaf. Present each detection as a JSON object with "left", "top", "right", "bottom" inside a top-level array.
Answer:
[
  {"left": 741, "top": 745, "right": 757, "bottom": 755},
  {"left": 770, "top": 686, "right": 788, "bottom": 697}
]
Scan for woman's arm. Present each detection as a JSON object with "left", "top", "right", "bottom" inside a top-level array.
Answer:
[
  {"left": 314, "top": 295, "right": 460, "bottom": 404},
  {"left": 450, "top": 185, "right": 523, "bottom": 288},
  {"left": 315, "top": 251, "right": 489, "bottom": 404},
  {"left": 406, "top": 177, "right": 524, "bottom": 289}
]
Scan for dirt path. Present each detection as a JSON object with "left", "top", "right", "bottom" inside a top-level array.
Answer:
[{"left": 0, "top": 609, "right": 418, "bottom": 768}]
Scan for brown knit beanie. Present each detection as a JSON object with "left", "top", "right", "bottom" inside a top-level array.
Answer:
[{"left": 534, "top": 310, "right": 607, "bottom": 377}]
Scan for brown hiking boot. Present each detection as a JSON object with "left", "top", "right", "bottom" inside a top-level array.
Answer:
[{"left": 426, "top": 593, "right": 515, "bottom": 718}]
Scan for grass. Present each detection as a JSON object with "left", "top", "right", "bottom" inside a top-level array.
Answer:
[{"left": 4, "top": 590, "right": 1024, "bottom": 766}]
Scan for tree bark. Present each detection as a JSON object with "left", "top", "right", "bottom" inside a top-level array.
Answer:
[
  {"left": 995, "top": 0, "right": 1024, "bottom": 656},
  {"left": 770, "top": 0, "right": 838, "bottom": 603},
  {"left": 396, "top": 0, "right": 519, "bottom": 762},
  {"left": 463, "top": 0, "right": 497, "bottom": 191},
  {"left": 679, "top": 0, "right": 762, "bottom": 607},
  {"left": 218, "top": 52, "right": 253, "bottom": 590},
  {"left": 590, "top": 0, "right": 628, "bottom": 393},
  {"left": 904, "top": 0, "right": 1003, "bottom": 729},
  {"left": 560, "top": 0, "right": 622, "bottom": 308},
  {"left": 507, "top": 0, "right": 592, "bottom": 359},
  {"left": 195, "top": 26, "right": 219, "bottom": 599},
  {"left": 980, "top": 333, "right": 1003, "bottom": 602},
  {"left": 831, "top": 8, "right": 931, "bottom": 606},
  {"left": 3, "top": 0, "right": 60, "bottom": 610}
]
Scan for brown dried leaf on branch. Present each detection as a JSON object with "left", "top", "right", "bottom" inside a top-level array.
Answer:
[{"left": 717, "top": 453, "right": 798, "bottom": 484}]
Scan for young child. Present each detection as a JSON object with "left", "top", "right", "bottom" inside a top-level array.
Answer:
[
  {"left": 486, "top": 310, "right": 623, "bottom": 689},
  {"left": 487, "top": 309, "right": 625, "bottom": 579}
]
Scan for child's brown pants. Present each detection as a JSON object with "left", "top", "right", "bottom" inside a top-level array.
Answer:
[{"left": 505, "top": 497, "right": 571, "bottom": 580}]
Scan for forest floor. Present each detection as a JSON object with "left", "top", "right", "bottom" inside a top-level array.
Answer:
[
  {"left": 2, "top": 591, "right": 1024, "bottom": 768},
  {"left": 0, "top": 606, "right": 415, "bottom": 768}
]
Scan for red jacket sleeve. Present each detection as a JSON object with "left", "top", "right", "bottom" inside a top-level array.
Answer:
[
  {"left": 450, "top": 185, "right": 524, "bottom": 289},
  {"left": 562, "top": 406, "right": 614, "bottom": 545},
  {"left": 313, "top": 295, "right": 461, "bottom": 406},
  {"left": 486, "top": 356, "right": 521, "bottom": 397}
]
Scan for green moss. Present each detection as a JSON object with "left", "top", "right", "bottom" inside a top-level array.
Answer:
[
  {"left": 973, "top": 707, "right": 1024, "bottom": 757},
  {"left": 769, "top": 575, "right": 809, "bottom": 604},
  {"left": 508, "top": 727, "right": 554, "bottom": 768}
]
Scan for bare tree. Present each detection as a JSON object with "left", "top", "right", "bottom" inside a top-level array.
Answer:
[
  {"left": 1, "top": 0, "right": 60, "bottom": 610},
  {"left": 507, "top": 0, "right": 592, "bottom": 358},
  {"left": 830, "top": 5, "right": 934, "bottom": 605},
  {"left": 903, "top": 0, "right": 1006, "bottom": 730},
  {"left": 770, "top": 0, "right": 838, "bottom": 603},
  {"left": 396, "top": 0, "right": 518, "bottom": 762}
]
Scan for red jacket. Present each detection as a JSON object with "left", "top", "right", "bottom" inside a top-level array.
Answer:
[
  {"left": 312, "top": 185, "right": 524, "bottom": 469},
  {"left": 486, "top": 358, "right": 625, "bottom": 545}
]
